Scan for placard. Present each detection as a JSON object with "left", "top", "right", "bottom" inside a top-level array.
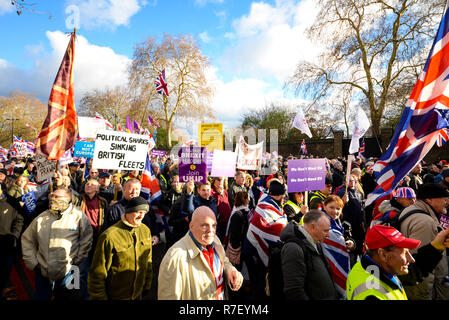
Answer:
[
  {"left": 35, "top": 153, "right": 57, "bottom": 182},
  {"left": 236, "top": 135, "right": 263, "bottom": 170},
  {"left": 78, "top": 117, "right": 106, "bottom": 139},
  {"left": 74, "top": 141, "right": 95, "bottom": 158},
  {"left": 178, "top": 146, "right": 207, "bottom": 183},
  {"left": 211, "top": 150, "right": 237, "bottom": 177},
  {"left": 199, "top": 123, "right": 223, "bottom": 151},
  {"left": 287, "top": 159, "right": 326, "bottom": 192},
  {"left": 206, "top": 151, "right": 214, "bottom": 172},
  {"left": 92, "top": 130, "right": 150, "bottom": 171},
  {"left": 22, "top": 191, "right": 37, "bottom": 215},
  {"left": 151, "top": 150, "right": 166, "bottom": 157}
]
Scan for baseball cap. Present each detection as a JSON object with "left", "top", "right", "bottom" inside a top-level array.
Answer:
[
  {"left": 98, "top": 171, "right": 110, "bottom": 179},
  {"left": 392, "top": 187, "right": 416, "bottom": 199},
  {"left": 365, "top": 225, "right": 421, "bottom": 250}
]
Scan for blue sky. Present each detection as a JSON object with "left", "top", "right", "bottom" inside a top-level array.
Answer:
[{"left": 0, "top": 0, "right": 321, "bottom": 139}]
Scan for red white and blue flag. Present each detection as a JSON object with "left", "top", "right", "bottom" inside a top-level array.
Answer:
[
  {"left": 246, "top": 193, "right": 287, "bottom": 267},
  {"left": 367, "top": 5, "right": 449, "bottom": 206},
  {"left": 358, "top": 138, "right": 366, "bottom": 159},
  {"left": 437, "top": 127, "right": 449, "bottom": 146},
  {"left": 140, "top": 153, "right": 162, "bottom": 204},
  {"left": 322, "top": 219, "right": 350, "bottom": 298},
  {"left": 155, "top": 68, "right": 169, "bottom": 96},
  {"left": 0, "top": 146, "right": 7, "bottom": 162},
  {"left": 95, "top": 112, "right": 113, "bottom": 129},
  {"left": 301, "top": 139, "right": 307, "bottom": 154}
]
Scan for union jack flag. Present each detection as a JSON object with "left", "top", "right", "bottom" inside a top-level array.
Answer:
[
  {"left": 366, "top": 5, "right": 449, "bottom": 206},
  {"left": 95, "top": 112, "right": 113, "bottom": 129},
  {"left": 0, "top": 146, "right": 8, "bottom": 162},
  {"left": 358, "top": 138, "right": 366, "bottom": 159},
  {"left": 140, "top": 153, "right": 162, "bottom": 204},
  {"left": 322, "top": 219, "right": 350, "bottom": 298},
  {"left": 301, "top": 139, "right": 307, "bottom": 154},
  {"left": 437, "top": 128, "right": 449, "bottom": 146},
  {"left": 246, "top": 193, "right": 287, "bottom": 267},
  {"left": 155, "top": 69, "right": 169, "bottom": 96}
]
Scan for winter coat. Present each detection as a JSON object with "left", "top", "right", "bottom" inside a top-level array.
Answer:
[
  {"left": 88, "top": 216, "right": 153, "bottom": 300},
  {"left": 280, "top": 221, "right": 339, "bottom": 300},
  {"left": 228, "top": 182, "right": 247, "bottom": 209},
  {"left": 0, "top": 197, "right": 24, "bottom": 251},
  {"left": 158, "top": 232, "right": 237, "bottom": 300},
  {"left": 399, "top": 200, "right": 449, "bottom": 300},
  {"left": 210, "top": 187, "right": 232, "bottom": 226},
  {"left": 21, "top": 204, "right": 93, "bottom": 281}
]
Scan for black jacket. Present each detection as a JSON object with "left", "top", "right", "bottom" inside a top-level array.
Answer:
[{"left": 280, "top": 221, "right": 339, "bottom": 300}]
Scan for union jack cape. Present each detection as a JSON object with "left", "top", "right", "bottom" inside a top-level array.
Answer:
[
  {"left": 367, "top": 4, "right": 449, "bottom": 206},
  {"left": 140, "top": 153, "right": 162, "bottom": 204},
  {"left": 322, "top": 218, "right": 350, "bottom": 298},
  {"left": 246, "top": 193, "right": 287, "bottom": 267},
  {"left": 155, "top": 68, "right": 169, "bottom": 96}
]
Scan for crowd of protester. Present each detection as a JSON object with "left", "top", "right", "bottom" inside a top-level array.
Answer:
[{"left": 0, "top": 151, "right": 449, "bottom": 300}]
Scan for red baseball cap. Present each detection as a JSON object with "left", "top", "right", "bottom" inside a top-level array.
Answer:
[{"left": 365, "top": 225, "right": 421, "bottom": 250}]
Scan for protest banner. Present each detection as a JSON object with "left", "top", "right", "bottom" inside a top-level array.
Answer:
[
  {"left": 35, "top": 153, "right": 57, "bottom": 182},
  {"left": 287, "top": 159, "right": 326, "bottom": 192},
  {"left": 198, "top": 123, "right": 223, "bottom": 151},
  {"left": 22, "top": 191, "right": 37, "bottom": 215},
  {"left": 236, "top": 135, "right": 263, "bottom": 170},
  {"left": 77, "top": 116, "right": 107, "bottom": 139},
  {"left": 178, "top": 146, "right": 207, "bottom": 183},
  {"left": 151, "top": 150, "right": 166, "bottom": 157},
  {"left": 211, "top": 150, "right": 237, "bottom": 177},
  {"left": 74, "top": 141, "right": 95, "bottom": 158},
  {"left": 92, "top": 130, "right": 150, "bottom": 171}
]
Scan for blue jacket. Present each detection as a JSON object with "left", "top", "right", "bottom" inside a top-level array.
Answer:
[{"left": 182, "top": 193, "right": 218, "bottom": 221}]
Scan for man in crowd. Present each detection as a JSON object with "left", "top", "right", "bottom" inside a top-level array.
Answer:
[
  {"left": 228, "top": 170, "right": 246, "bottom": 209},
  {"left": 158, "top": 206, "right": 243, "bottom": 300},
  {"left": 407, "top": 163, "right": 424, "bottom": 192},
  {"left": 347, "top": 225, "right": 449, "bottom": 300},
  {"left": 88, "top": 196, "right": 153, "bottom": 300},
  {"left": 281, "top": 209, "right": 339, "bottom": 300},
  {"left": 372, "top": 187, "right": 416, "bottom": 226},
  {"left": 183, "top": 181, "right": 218, "bottom": 221},
  {"left": 21, "top": 188, "right": 92, "bottom": 300},
  {"left": 398, "top": 183, "right": 449, "bottom": 300}
]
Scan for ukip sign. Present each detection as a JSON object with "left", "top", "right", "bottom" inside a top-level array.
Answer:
[{"left": 178, "top": 146, "right": 207, "bottom": 183}]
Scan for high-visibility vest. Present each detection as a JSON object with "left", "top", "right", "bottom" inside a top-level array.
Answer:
[
  {"left": 346, "top": 261, "right": 408, "bottom": 300},
  {"left": 284, "top": 200, "right": 301, "bottom": 215}
]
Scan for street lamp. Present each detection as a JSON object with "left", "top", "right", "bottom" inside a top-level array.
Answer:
[{"left": 6, "top": 117, "right": 19, "bottom": 143}]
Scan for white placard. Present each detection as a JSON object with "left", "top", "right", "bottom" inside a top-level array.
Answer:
[
  {"left": 78, "top": 117, "right": 107, "bottom": 139},
  {"left": 35, "top": 153, "right": 57, "bottom": 182},
  {"left": 92, "top": 130, "right": 150, "bottom": 171},
  {"left": 211, "top": 150, "right": 237, "bottom": 177}
]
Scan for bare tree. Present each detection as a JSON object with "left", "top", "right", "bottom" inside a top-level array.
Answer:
[
  {"left": 78, "top": 86, "right": 131, "bottom": 129},
  {"left": 287, "top": 0, "right": 445, "bottom": 138},
  {"left": 129, "top": 33, "right": 214, "bottom": 147}
]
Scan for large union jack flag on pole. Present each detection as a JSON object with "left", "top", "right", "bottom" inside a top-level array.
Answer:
[
  {"left": 154, "top": 68, "right": 169, "bottom": 96},
  {"left": 366, "top": 4, "right": 449, "bottom": 206}
]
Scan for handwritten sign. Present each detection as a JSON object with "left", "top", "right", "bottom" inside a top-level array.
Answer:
[{"left": 35, "top": 153, "right": 57, "bottom": 182}]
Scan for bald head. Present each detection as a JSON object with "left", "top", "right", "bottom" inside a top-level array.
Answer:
[{"left": 189, "top": 206, "right": 217, "bottom": 247}]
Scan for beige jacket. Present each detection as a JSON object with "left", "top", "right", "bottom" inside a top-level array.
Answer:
[
  {"left": 21, "top": 204, "right": 93, "bottom": 281},
  {"left": 158, "top": 232, "right": 238, "bottom": 300},
  {"left": 399, "top": 200, "right": 449, "bottom": 300}
]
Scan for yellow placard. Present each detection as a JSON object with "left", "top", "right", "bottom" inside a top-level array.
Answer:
[{"left": 198, "top": 123, "right": 223, "bottom": 151}]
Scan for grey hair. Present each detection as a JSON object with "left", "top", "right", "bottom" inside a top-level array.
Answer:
[{"left": 303, "top": 209, "right": 328, "bottom": 226}]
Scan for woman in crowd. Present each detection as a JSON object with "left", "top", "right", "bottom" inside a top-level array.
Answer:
[
  {"left": 210, "top": 177, "right": 232, "bottom": 243},
  {"left": 284, "top": 191, "right": 308, "bottom": 223}
]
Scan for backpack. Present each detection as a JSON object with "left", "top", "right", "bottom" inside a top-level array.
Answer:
[
  {"left": 266, "top": 226, "right": 312, "bottom": 300},
  {"left": 376, "top": 209, "right": 429, "bottom": 230}
]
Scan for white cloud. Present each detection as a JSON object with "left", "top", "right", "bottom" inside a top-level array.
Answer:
[
  {"left": 66, "top": 0, "right": 145, "bottom": 30},
  {"left": 220, "top": 0, "right": 321, "bottom": 82},
  {"left": 0, "top": 0, "right": 14, "bottom": 14},
  {"left": 0, "top": 30, "right": 130, "bottom": 106},
  {"left": 199, "top": 31, "right": 212, "bottom": 43}
]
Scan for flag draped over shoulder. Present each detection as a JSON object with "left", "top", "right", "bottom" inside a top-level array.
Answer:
[
  {"left": 35, "top": 30, "right": 77, "bottom": 161},
  {"left": 246, "top": 193, "right": 287, "bottom": 267},
  {"left": 141, "top": 153, "right": 162, "bottom": 204},
  {"left": 367, "top": 6, "right": 449, "bottom": 206}
]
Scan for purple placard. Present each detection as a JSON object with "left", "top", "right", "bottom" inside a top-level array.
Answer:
[
  {"left": 178, "top": 146, "right": 207, "bottom": 183},
  {"left": 207, "top": 151, "right": 213, "bottom": 172},
  {"left": 151, "top": 150, "right": 166, "bottom": 157},
  {"left": 440, "top": 215, "right": 449, "bottom": 229},
  {"left": 287, "top": 159, "right": 326, "bottom": 192}
]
